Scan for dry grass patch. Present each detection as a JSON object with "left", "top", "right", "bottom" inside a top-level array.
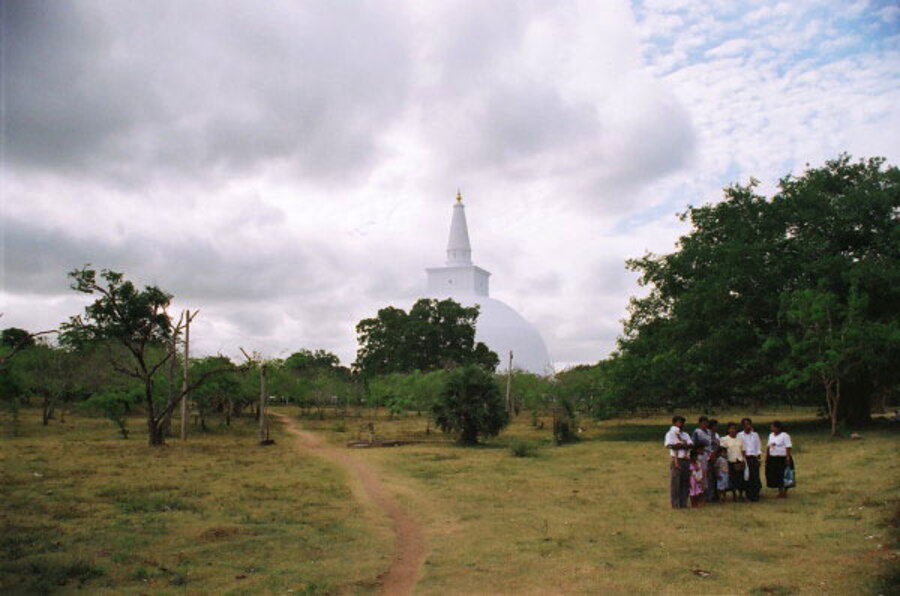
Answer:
[
  {"left": 0, "top": 409, "right": 390, "bottom": 594},
  {"left": 298, "top": 407, "right": 900, "bottom": 594}
]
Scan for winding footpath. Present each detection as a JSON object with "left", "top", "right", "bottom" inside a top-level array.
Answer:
[{"left": 272, "top": 413, "right": 427, "bottom": 595}]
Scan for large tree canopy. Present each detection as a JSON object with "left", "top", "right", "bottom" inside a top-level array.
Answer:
[
  {"left": 610, "top": 155, "right": 900, "bottom": 430},
  {"left": 354, "top": 298, "right": 499, "bottom": 377}
]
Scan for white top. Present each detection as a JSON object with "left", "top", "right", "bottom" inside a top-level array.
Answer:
[
  {"left": 446, "top": 201, "right": 473, "bottom": 265},
  {"left": 767, "top": 432, "right": 793, "bottom": 456},
  {"left": 741, "top": 430, "right": 762, "bottom": 456},
  {"left": 664, "top": 425, "right": 693, "bottom": 459}
]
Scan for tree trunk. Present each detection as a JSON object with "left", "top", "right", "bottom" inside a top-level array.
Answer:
[
  {"left": 837, "top": 374, "right": 875, "bottom": 427},
  {"left": 826, "top": 378, "right": 840, "bottom": 437},
  {"left": 836, "top": 374, "right": 875, "bottom": 425},
  {"left": 872, "top": 385, "right": 889, "bottom": 414},
  {"left": 148, "top": 418, "right": 165, "bottom": 445},
  {"left": 42, "top": 396, "right": 52, "bottom": 426},
  {"left": 505, "top": 350, "right": 513, "bottom": 414},
  {"left": 258, "top": 363, "right": 268, "bottom": 443},
  {"left": 146, "top": 383, "right": 165, "bottom": 446},
  {"left": 459, "top": 427, "right": 478, "bottom": 445},
  {"left": 181, "top": 311, "right": 192, "bottom": 440},
  {"left": 161, "top": 333, "right": 179, "bottom": 437}
]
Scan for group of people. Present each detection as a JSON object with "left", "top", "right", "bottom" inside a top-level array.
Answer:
[{"left": 665, "top": 415, "right": 794, "bottom": 509}]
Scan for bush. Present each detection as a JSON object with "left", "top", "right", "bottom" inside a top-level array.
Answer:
[
  {"left": 552, "top": 400, "right": 579, "bottom": 445},
  {"left": 430, "top": 365, "right": 509, "bottom": 444},
  {"left": 509, "top": 439, "right": 538, "bottom": 457},
  {"left": 80, "top": 388, "right": 141, "bottom": 439}
]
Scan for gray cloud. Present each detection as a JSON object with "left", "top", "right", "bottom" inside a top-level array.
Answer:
[
  {"left": 0, "top": 212, "right": 332, "bottom": 302},
  {"left": 2, "top": 0, "right": 412, "bottom": 185}
]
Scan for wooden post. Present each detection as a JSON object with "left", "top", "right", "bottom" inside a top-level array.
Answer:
[
  {"left": 180, "top": 310, "right": 197, "bottom": 441},
  {"left": 259, "top": 362, "right": 268, "bottom": 443},
  {"left": 505, "top": 350, "right": 514, "bottom": 414}
]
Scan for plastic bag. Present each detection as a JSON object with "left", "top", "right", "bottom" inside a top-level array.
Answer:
[
  {"left": 743, "top": 464, "right": 750, "bottom": 482},
  {"left": 783, "top": 461, "right": 796, "bottom": 488}
]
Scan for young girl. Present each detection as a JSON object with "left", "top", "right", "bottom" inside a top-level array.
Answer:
[
  {"left": 689, "top": 448, "right": 705, "bottom": 507},
  {"left": 715, "top": 446, "right": 730, "bottom": 503}
]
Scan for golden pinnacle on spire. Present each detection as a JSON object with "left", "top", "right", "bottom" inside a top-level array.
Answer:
[{"left": 456, "top": 189, "right": 462, "bottom": 203}]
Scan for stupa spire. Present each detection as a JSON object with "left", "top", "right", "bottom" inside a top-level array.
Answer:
[{"left": 446, "top": 191, "right": 473, "bottom": 265}]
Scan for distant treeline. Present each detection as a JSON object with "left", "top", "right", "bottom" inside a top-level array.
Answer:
[{"left": 2, "top": 155, "right": 897, "bottom": 438}]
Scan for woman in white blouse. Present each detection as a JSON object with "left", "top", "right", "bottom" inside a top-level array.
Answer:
[{"left": 765, "top": 420, "right": 793, "bottom": 498}]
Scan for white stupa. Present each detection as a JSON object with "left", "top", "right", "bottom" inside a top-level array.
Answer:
[{"left": 425, "top": 192, "right": 552, "bottom": 375}]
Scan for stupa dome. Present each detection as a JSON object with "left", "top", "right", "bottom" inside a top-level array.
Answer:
[{"left": 424, "top": 193, "right": 552, "bottom": 375}]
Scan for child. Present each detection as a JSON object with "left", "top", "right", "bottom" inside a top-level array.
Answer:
[
  {"left": 715, "top": 446, "right": 730, "bottom": 503},
  {"left": 689, "top": 448, "right": 705, "bottom": 507}
]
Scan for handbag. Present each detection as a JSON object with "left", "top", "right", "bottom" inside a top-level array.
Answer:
[{"left": 783, "top": 461, "right": 796, "bottom": 488}]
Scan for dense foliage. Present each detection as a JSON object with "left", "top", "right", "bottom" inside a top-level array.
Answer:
[
  {"left": 366, "top": 370, "right": 448, "bottom": 415},
  {"left": 354, "top": 298, "right": 499, "bottom": 378},
  {"left": 608, "top": 155, "right": 900, "bottom": 432},
  {"left": 60, "top": 268, "right": 190, "bottom": 445},
  {"left": 431, "top": 365, "right": 509, "bottom": 444},
  {"left": 268, "top": 351, "right": 357, "bottom": 414}
]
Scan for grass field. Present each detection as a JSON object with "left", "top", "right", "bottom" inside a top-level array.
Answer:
[
  {"left": 2, "top": 406, "right": 898, "bottom": 594},
  {"left": 298, "top": 407, "right": 900, "bottom": 595},
  {"left": 0, "top": 411, "right": 390, "bottom": 594}
]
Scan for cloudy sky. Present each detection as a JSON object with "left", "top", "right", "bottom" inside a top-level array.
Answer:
[{"left": 1, "top": 0, "right": 898, "bottom": 369}]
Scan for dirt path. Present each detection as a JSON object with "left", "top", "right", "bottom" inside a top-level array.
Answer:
[{"left": 272, "top": 413, "right": 427, "bottom": 595}]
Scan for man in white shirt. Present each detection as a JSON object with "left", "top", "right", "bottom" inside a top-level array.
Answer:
[
  {"left": 664, "top": 415, "right": 693, "bottom": 509},
  {"left": 741, "top": 417, "right": 762, "bottom": 502}
]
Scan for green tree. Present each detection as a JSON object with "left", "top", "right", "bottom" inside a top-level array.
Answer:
[
  {"left": 779, "top": 285, "right": 900, "bottom": 436},
  {"left": 556, "top": 362, "right": 622, "bottom": 419},
  {"left": 431, "top": 365, "right": 508, "bottom": 444},
  {"left": 61, "top": 267, "right": 231, "bottom": 445},
  {"left": 15, "top": 343, "right": 87, "bottom": 425},
  {"left": 189, "top": 356, "right": 241, "bottom": 430},
  {"left": 619, "top": 179, "right": 787, "bottom": 410},
  {"left": 0, "top": 363, "right": 25, "bottom": 426},
  {"left": 284, "top": 349, "right": 345, "bottom": 376},
  {"left": 613, "top": 155, "right": 900, "bottom": 424},
  {"left": 81, "top": 387, "right": 141, "bottom": 439},
  {"left": 354, "top": 298, "right": 499, "bottom": 378},
  {"left": 775, "top": 156, "right": 900, "bottom": 422},
  {"left": 501, "top": 370, "right": 553, "bottom": 413},
  {"left": 368, "top": 370, "right": 447, "bottom": 415},
  {"left": 1, "top": 327, "right": 34, "bottom": 350}
]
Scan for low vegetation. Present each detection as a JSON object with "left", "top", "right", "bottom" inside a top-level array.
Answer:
[
  {"left": 3, "top": 404, "right": 898, "bottom": 593},
  {"left": 0, "top": 410, "right": 390, "bottom": 593},
  {"left": 297, "top": 406, "right": 900, "bottom": 594}
]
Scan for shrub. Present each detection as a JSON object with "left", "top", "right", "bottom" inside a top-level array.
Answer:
[
  {"left": 80, "top": 388, "right": 140, "bottom": 439},
  {"left": 551, "top": 399, "right": 579, "bottom": 445},
  {"left": 430, "top": 365, "right": 509, "bottom": 444},
  {"left": 509, "top": 439, "right": 538, "bottom": 457}
]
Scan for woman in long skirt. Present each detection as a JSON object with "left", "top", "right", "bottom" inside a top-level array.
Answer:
[{"left": 765, "top": 420, "right": 793, "bottom": 498}]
